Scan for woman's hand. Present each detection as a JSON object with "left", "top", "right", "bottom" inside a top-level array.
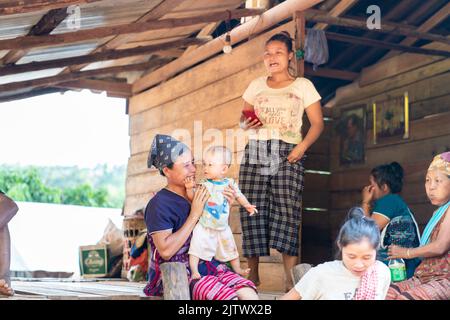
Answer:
[
  {"left": 241, "top": 115, "right": 263, "bottom": 131},
  {"left": 287, "top": 144, "right": 306, "bottom": 163},
  {"left": 190, "top": 185, "right": 209, "bottom": 221},
  {"left": 183, "top": 176, "right": 196, "bottom": 190},
  {"left": 388, "top": 245, "right": 408, "bottom": 259},
  {"left": 223, "top": 184, "right": 237, "bottom": 206},
  {"left": 362, "top": 185, "right": 375, "bottom": 204}
]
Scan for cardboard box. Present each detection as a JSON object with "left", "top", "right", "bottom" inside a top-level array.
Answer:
[{"left": 79, "top": 244, "right": 108, "bottom": 278}]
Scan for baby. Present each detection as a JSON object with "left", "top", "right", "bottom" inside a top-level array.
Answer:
[{"left": 185, "top": 145, "right": 257, "bottom": 279}]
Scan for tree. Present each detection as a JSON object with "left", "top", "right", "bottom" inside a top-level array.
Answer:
[{"left": 0, "top": 165, "right": 123, "bottom": 208}]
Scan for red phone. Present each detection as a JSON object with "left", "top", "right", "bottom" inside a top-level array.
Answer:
[{"left": 242, "top": 110, "right": 262, "bottom": 125}]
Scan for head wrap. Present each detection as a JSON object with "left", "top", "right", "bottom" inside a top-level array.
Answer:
[
  {"left": 427, "top": 151, "right": 450, "bottom": 177},
  {"left": 147, "top": 134, "right": 189, "bottom": 171}
]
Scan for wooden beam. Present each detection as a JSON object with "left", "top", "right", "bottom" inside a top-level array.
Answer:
[
  {"left": 132, "top": 0, "right": 324, "bottom": 94},
  {"left": 305, "top": 65, "right": 358, "bottom": 81},
  {"left": 55, "top": 79, "right": 132, "bottom": 97},
  {"left": 314, "top": 0, "right": 358, "bottom": 30},
  {"left": 359, "top": 40, "right": 449, "bottom": 87},
  {"left": 0, "top": 8, "right": 265, "bottom": 51},
  {"left": 0, "top": 87, "right": 66, "bottom": 103},
  {"left": 325, "top": 31, "right": 450, "bottom": 57},
  {"left": 182, "top": 22, "right": 220, "bottom": 57},
  {"left": 153, "top": 48, "right": 185, "bottom": 58},
  {"left": 0, "top": 0, "right": 102, "bottom": 15},
  {"left": 326, "top": 0, "right": 422, "bottom": 69},
  {"left": 294, "top": 11, "right": 306, "bottom": 77},
  {"left": 382, "top": 2, "right": 450, "bottom": 60},
  {"left": 305, "top": 9, "right": 450, "bottom": 45},
  {"left": 59, "top": 0, "right": 186, "bottom": 74},
  {"left": 0, "top": 61, "right": 158, "bottom": 93},
  {"left": 0, "top": 37, "right": 211, "bottom": 76},
  {"left": 1, "top": 7, "right": 69, "bottom": 66},
  {"left": 345, "top": 0, "right": 443, "bottom": 71}
]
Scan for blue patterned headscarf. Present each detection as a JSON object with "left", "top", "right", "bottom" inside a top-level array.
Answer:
[{"left": 147, "top": 134, "right": 189, "bottom": 171}]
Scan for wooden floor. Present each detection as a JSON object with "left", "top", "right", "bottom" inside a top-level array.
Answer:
[{"left": 1, "top": 278, "right": 282, "bottom": 300}]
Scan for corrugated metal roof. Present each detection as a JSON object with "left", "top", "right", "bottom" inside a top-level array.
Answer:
[
  {"left": 51, "top": 0, "right": 164, "bottom": 34},
  {"left": 0, "top": 11, "right": 43, "bottom": 40}
]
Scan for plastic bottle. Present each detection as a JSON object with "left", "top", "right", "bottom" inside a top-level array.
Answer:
[{"left": 388, "top": 259, "right": 406, "bottom": 282}]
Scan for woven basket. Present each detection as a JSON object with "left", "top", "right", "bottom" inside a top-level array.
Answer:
[{"left": 121, "top": 215, "right": 147, "bottom": 279}]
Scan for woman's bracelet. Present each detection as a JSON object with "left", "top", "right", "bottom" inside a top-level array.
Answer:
[{"left": 407, "top": 249, "right": 411, "bottom": 258}]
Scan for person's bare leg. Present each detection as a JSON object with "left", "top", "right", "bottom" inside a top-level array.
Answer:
[
  {"left": 282, "top": 254, "right": 298, "bottom": 292},
  {"left": 246, "top": 257, "right": 260, "bottom": 286},
  {"left": 0, "top": 225, "right": 14, "bottom": 296},
  {"left": 229, "top": 257, "right": 250, "bottom": 277},
  {"left": 236, "top": 287, "right": 259, "bottom": 300},
  {"left": 189, "top": 254, "right": 201, "bottom": 279}
]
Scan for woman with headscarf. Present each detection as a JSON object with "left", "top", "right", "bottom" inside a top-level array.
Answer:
[
  {"left": 143, "top": 134, "right": 258, "bottom": 300},
  {"left": 386, "top": 152, "right": 450, "bottom": 300}
]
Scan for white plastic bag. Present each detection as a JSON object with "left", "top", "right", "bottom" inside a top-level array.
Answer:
[
  {"left": 305, "top": 29, "right": 329, "bottom": 70},
  {"left": 97, "top": 219, "right": 124, "bottom": 258}
]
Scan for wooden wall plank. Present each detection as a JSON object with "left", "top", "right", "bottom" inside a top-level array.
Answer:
[
  {"left": 335, "top": 59, "right": 450, "bottom": 107},
  {"left": 129, "top": 22, "right": 295, "bottom": 114},
  {"left": 129, "top": 63, "right": 265, "bottom": 135}
]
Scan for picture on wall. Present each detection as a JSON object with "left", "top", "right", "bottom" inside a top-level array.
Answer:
[
  {"left": 337, "top": 105, "right": 366, "bottom": 166},
  {"left": 373, "top": 92, "right": 409, "bottom": 144}
]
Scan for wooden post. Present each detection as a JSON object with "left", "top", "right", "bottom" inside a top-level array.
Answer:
[
  {"left": 160, "top": 262, "right": 191, "bottom": 300},
  {"left": 294, "top": 11, "right": 305, "bottom": 78},
  {"left": 294, "top": 10, "right": 305, "bottom": 264}
]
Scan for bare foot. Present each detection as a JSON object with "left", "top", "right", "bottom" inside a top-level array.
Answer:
[
  {"left": 191, "top": 272, "right": 201, "bottom": 280},
  {"left": 0, "top": 279, "right": 14, "bottom": 297}
]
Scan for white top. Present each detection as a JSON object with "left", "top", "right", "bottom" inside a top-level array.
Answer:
[
  {"left": 242, "top": 76, "right": 321, "bottom": 144},
  {"left": 294, "top": 260, "right": 391, "bottom": 300}
]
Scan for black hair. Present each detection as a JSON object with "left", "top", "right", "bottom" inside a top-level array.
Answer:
[
  {"left": 266, "top": 31, "right": 294, "bottom": 52},
  {"left": 371, "top": 162, "right": 404, "bottom": 193},
  {"left": 159, "top": 163, "right": 174, "bottom": 177},
  {"left": 336, "top": 207, "right": 380, "bottom": 256}
]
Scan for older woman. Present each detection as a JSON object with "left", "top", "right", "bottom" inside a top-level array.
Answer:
[
  {"left": 386, "top": 152, "right": 450, "bottom": 300},
  {"left": 143, "top": 134, "right": 258, "bottom": 300},
  {"left": 0, "top": 190, "right": 18, "bottom": 297}
]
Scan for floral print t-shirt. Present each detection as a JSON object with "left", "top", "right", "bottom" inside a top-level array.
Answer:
[{"left": 242, "top": 76, "right": 321, "bottom": 145}]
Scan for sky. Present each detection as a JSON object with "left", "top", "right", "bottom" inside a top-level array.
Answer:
[{"left": 0, "top": 90, "right": 129, "bottom": 168}]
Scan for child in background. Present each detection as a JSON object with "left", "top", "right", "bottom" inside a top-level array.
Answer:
[{"left": 185, "top": 146, "right": 257, "bottom": 279}]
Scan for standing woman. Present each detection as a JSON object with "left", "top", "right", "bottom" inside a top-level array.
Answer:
[{"left": 239, "top": 31, "right": 324, "bottom": 291}]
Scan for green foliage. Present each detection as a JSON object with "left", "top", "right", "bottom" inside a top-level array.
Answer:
[{"left": 0, "top": 165, "right": 125, "bottom": 208}]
